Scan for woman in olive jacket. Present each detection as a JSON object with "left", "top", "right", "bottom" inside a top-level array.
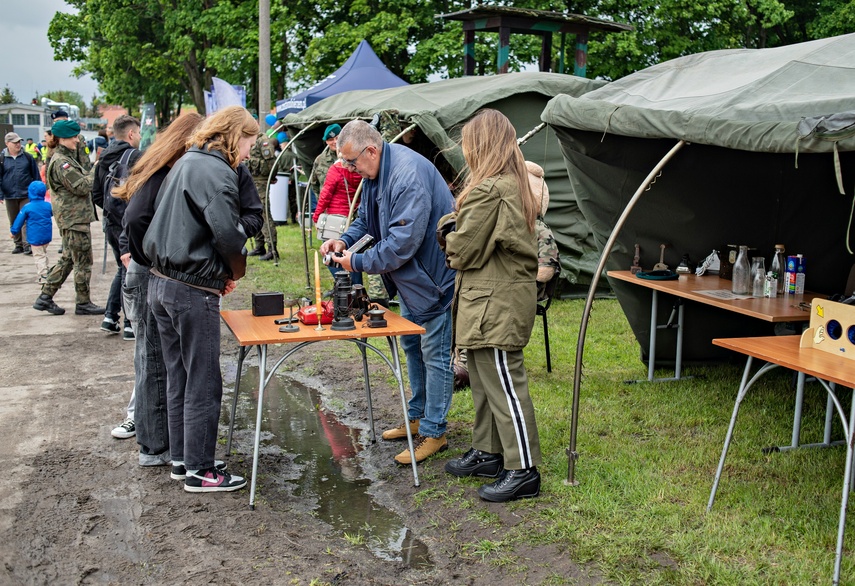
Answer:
[{"left": 439, "top": 109, "right": 542, "bottom": 502}]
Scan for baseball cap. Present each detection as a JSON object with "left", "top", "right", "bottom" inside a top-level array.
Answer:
[
  {"left": 50, "top": 110, "right": 70, "bottom": 120},
  {"left": 322, "top": 124, "right": 341, "bottom": 141},
  {"left": 4, "top": 132, "right": 23, "bottom": 143}
]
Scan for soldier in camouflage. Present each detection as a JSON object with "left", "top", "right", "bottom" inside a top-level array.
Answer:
[
  {"left": 308, "top": 124, "right": 341, "bottom": 198},
  {"left": 33, "top": 120, "right": 105, "bottom": 317},
  {"left": 246, "top": 134, "right": 283, "bottom": 261},
  {"left": 43, "top": 110, "right": 92, "bottom": 172}
]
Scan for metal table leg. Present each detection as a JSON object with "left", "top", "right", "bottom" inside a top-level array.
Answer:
[
  {"left": 227, "top": 345, "right": 249, "bottom": 455},
  {"left": 248, "top": 344, "right": 268, "bottom": 510},
  {"left": 388, "top": 336, "right": 419, "bottom": 487},
  {"left": 358, "top": 344, "right": 376, "bottom": 443}
]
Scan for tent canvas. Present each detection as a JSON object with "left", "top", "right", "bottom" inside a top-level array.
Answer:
[
  {"left": 281, "top": 72, "right": 606, "bottom": 292},
  {"left": 542, "top": 32, "right": 855, "bottom": 363},
  {"left": 275, "top": 40, "right": 408, "bottom": 117}
]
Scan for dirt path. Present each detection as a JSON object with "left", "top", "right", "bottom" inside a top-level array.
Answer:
[{"left": 0, "top": 210, "right": 598, "bottom": 585}]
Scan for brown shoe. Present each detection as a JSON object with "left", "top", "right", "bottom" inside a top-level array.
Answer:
[
  {"left": 381, "top": 419, "right": 419, "bottom": 441},
  {"left": 394, "top": 435, "right": 447, "bottom": 465}
]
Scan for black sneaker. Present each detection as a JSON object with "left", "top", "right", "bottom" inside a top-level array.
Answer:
[
  {"left": 11, "top": 246, "right": 24, "bottom": 254},
  {"left": 477, "top": 467, "right": 541, "bottom": 502},
  {"left": 123, "top": 326, "right": 135, "bottom": 341},
  {"left": 171, "top": 460, "right": 228, "bottom": 481},
  {"left": 184, "top": 467, "right": 246, "bottom": 493},
  {"left": 111, "top": 418, "right": 136, "bottom": 439},
  {"left": 445, "top": 448, "right": 504, "bottom": 478},
  {"left": 100, "top": 318, "right": 120, "bottom": 334},
  {"left": 75, "top": 302, "right": 106, "bottom": 315},
  {"left": 33, "top": 293, "right": 65, "bottom": 315}
]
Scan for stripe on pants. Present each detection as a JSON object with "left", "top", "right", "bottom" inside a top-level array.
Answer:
[{"left": 494, "top": 348, "right": 532, "bottom": 469}]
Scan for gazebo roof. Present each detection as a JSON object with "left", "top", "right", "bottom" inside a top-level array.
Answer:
[{"left": 437, "top": 5, "right": 633, "bottom": 34}]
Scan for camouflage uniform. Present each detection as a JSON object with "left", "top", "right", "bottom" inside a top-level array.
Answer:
[
  {"left": 42, "top": 144, "right": 97, "bottom": 304},
  {"left": 308, "top": 147, "right": 338, "bottom": 198},
  {"left": 44, "top": 135, "right": 91, "bottom": 172},
  {"left": 247, "top": 135, "right": 282, "bottom": 252},
  {"left": 535, "top": 217, "right": 560, "bottom": 301}
]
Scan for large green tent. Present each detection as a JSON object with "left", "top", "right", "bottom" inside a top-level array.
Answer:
[
  {"left": 281, "top": 72, "right": 605, "bottom": 293},
  {"left": 542, "top": 33, "right": 855, "bottom": 363}
]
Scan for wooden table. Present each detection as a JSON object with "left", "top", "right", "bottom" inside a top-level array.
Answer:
[
  {"left": 221, "top": 309, "right": 426, "bottom": 508},
  {"left": 708, "top": 336, "right": 855, "bottom": 586},
  {"left": 607, "top": 271, "right": 821, "bottom": 382}
]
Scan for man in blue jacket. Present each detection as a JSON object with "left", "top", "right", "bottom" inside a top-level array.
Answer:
[
  {"left": 1, "top": 132, "right": 40, "bottom": 254},
  {"left": 320, "top": 119, "right": 456, "bottom": 465}
]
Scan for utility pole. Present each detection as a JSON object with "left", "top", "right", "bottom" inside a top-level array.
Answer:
[{"left": 259, "top": 0, "right": 271, "bottom": 132}]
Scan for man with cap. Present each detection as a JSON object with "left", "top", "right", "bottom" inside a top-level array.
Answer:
[
  {"left": 33, "top": 119, "right": 105, "bottom": 316},
  {"left": 1, "top": 132, "right": 40, "bottom": 254},
  {"left": 307, "top": 124, "right": 341, "bottom": 204},
  {"left": 44, "top": 110, "right": 91, "bottom": 171}
]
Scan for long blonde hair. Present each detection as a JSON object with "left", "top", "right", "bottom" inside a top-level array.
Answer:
[
  {"left": 458, "top": 109, "right": 537, "bottom": 232},
  {"left": 113, "top": 113, "right": 204, "bottom": 202},
  {"left": 188, "top": 106, "right": 259, "bottom": 168}
]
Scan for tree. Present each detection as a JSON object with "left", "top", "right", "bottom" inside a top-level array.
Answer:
[{"left": 0, "top": 85, "right": 15, "bottom": 104}]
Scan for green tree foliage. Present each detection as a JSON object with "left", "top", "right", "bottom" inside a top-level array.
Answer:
[{"left": 0, "top": 86, "right": 16, "bottom": 105}]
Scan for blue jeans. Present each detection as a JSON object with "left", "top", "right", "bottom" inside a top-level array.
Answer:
[
  {"left": 123, "top": 261, "right": 169, "bottom": 456},
  {"left": 148, "top": 274, "right": 223, "bottom": 470},
  {"left": 105, "top": 227, "right": 128, "bottom": 325},
  {"left": 399, "top": 301, "right": 454, "bottom": 438}
]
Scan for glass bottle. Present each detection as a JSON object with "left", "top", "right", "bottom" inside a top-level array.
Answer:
[
  {"left": 751, "top": 257, "right": 766, "bottom": 296},
  {"left": 731, "top": 245, "right": 750, "bottom": 295},
  {"left": 771, "top": 244, "right": 786, "bottom": 295}
]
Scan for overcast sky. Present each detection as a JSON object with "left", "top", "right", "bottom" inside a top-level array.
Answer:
[{"left": 2, "top": 0, "right": 100, "bottom": 104}]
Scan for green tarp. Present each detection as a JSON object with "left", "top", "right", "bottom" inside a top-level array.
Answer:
[
  {"left": 281, "top": 72, "right": 605, "bottom": 292},
  {"left": 541, "top": 33, "right": 855, "bottom": 362}
]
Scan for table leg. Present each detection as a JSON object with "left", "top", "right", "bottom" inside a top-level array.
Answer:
[
  {"left": 249, "top": 344, "right": 268, "bottom": 510},
  {"left": 387, "top": 336, "right": 419, "bottom": 487},
  {"left": 227, "top": 345, "right": 249, "bottom": 455},
  {"left": 630, "top": 291, "right": 689, "bottom": 384},
  {"left": 832, "top": 386, "right": 855, "bottom": 586},
  {"left": 359, "top": 344, "right": 376, "bottom": 443},
  {"left": 647, "top": 289, "right": 658, "bottom": 381},
  {"left": 674, "top": 300, "right": 685, "bottom": 380},
  {"left": 791, "top": 371, "right": 806, "bottom": 448}
]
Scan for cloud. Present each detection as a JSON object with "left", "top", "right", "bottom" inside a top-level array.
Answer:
[{"left": 3, "top": 0, "right": 100, "bottom": 103}]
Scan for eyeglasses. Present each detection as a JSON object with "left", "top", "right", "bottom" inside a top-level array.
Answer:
[{"left": 341, "top": 146, "right": 368, "bottom": 168}]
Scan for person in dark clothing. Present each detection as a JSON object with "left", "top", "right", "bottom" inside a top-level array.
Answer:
[
  {"left": 143, "top": 106, "right": 260, "bottom": 493},
  {"left": 1, "top": 132, "right": 40, "bottom": 254},
  {"left": 92, "top": 115, "right": 142, "bottom": 339}
]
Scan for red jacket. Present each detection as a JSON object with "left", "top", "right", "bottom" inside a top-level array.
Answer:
[{"left": 313, "top": 162, "right": 362, "bottom": 222}]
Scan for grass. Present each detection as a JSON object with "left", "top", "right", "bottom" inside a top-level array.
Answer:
[{"left": 229, "top": 224, "right": 855, "bottom": 585}]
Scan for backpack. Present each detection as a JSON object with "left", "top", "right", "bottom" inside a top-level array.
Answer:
[
  {"left": 247, "top": 137, "right": 275, "bottom": 178},
  {"left": 101, "top": 148, "right": 135, "bottom": 221}
]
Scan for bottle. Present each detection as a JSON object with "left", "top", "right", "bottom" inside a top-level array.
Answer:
[
  {"left": 732, "top": 245, "right": 750, "bottom": 295},
  {"left": 751, "top": 257, "right": 765, "bottom": 296},
  {"left": 771, "top": 244, "right": 786, "bottom": 295}
]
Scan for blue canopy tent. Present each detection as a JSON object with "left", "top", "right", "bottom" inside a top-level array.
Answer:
[{"left": 275, "top": 40, "right": 409, "bottom": 117}]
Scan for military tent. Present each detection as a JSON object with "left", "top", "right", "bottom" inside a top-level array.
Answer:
[
  {"left": 281, "top": 72, "right": 605, "bottom": 292},
  {"left": 541, "top": 33, "right": 855, "bottom": 363}
]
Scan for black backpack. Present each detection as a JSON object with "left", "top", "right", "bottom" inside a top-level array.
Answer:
[{"left": 101, "top": 148, "right": 135, "bottom": 221}]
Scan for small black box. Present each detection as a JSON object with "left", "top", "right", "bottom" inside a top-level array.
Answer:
[{"left": 252, "top": 292, "right": 284, "bottom": 317}]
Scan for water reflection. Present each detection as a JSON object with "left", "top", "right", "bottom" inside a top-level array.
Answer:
[{"left": 223, "top": 365, "right": 431, "bottom": 568}]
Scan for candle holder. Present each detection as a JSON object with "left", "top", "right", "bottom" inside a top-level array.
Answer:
[{"left": 279, "top": 297, "right": 300, "bottom": 333}]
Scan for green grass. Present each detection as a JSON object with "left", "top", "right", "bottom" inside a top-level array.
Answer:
[{"left": 229, "top": 224, "right": 855, "bottom": 585}]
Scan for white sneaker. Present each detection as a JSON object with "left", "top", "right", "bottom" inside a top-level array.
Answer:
[{"left": 111, "top": 418, "right": 136, "bottom": 439}]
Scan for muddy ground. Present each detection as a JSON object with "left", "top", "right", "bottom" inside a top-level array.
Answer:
[{"left": 0, "top": 212, "right": 600, "bottom": 586}]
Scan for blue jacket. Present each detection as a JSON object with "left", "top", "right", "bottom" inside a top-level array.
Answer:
[
  {"left": 343, "top": 142, "right": 456, "bottom": 325},
  {"left": 10, "top": 186, "right": 53, "bottom": 246},
  {"left": 0, "top": 149, "right": 39, "bottom": 200}
]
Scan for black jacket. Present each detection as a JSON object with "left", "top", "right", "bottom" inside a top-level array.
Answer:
[
  {"left": 92, "top": 140, "right": 141, "bottom": 231},
  {"left": 143, "top": 146, "right": 249, "bottom": 290},
  {"left": 0, "top": 149, "right": 39, "bottom": 200}
]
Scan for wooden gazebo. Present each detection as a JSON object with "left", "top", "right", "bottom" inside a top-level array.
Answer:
[{"left": 437, "top": 5, "right": 632, "bottom": 77}]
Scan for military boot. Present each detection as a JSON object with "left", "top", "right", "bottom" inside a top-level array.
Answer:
[
  {"left": 394, "top": 435, "right": 447, "bottom": 465},
  {"left": 259, "top": 249, "right": 279, "bottom": 261},
  {"left": 75, "top": 302, "right": 106, "bottom": 315},
  {"left": 33, "top": 293, "right": 65, "bottom": 315},
  {"left": 247, "top": 243, "right": 265, "bottom": 257}
]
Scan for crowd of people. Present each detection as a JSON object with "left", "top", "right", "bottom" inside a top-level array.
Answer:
[{"left": 2, "top": 105, "right": 560, "bottom": 502}]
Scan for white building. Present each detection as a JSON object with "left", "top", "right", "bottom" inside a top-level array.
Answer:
[{"left": 0, "top": 103, "right": 51, "bottom": 142}]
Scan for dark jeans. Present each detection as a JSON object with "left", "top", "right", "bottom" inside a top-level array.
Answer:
[
  {"left": 4, "top": 198, "right": 28, "bottom": 248},
  {"left": 123, "top": 261, "right": 169, "bottom": 456},
  {"left": 148, "top": 274, "right": 223, "bottom": 470},
  {"left": 105, "top": 226, "right": 127, "bottom": 324}
]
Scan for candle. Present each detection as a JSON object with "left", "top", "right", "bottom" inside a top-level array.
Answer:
[{"left": 314, "top": 251, "right": 323, "bottom": 327}]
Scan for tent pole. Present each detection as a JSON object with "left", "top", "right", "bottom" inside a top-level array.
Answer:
[
  {"left": 518, "top": 122, "right": 546, "bottom": 146},
  {"left": 566, "top": 139, "right": 687, "bottom": 486}
]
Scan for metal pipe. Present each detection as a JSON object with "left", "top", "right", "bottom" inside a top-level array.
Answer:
[
  {"left": 566, "top": 139, "right": 687, "bottom": 486},
  {"left": 518, "top": 122, "right": 546, "bottom": 146}
]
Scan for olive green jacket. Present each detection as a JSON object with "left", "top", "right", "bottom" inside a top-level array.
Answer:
[
  {"left": 308, "top": 147, "right": 337, "bottom": 196},
  {"left": 44, "top": 135, "right": 91, "bottom": 172},
  {"left": 46, "top": 144, "right": 96, "bottom": 230},
  {"left": 442, "top": 174, "right": 537, "bottom": 352}
]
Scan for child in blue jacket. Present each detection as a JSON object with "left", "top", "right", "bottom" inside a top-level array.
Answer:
[{"left": 10, "top": 181, "right": 53, "bottom": 283}]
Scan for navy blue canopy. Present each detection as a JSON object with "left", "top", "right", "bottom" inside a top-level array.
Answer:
[{"left": 275, "top": 40, "right": 408, "bottom": 117}]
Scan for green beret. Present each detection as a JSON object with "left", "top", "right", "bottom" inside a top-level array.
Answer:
[
  {"left": 52, "top": 120, "right": 81, "bottom": 138},
  {"left": 322, "top": 124, "right": 341, "bottom": 141}
]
